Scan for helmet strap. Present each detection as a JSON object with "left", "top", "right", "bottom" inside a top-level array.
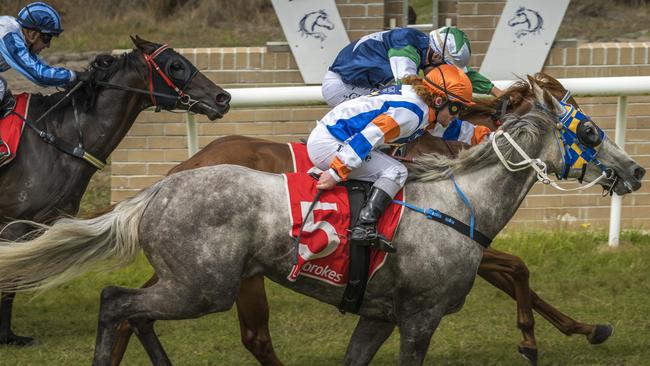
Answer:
[{"left": 21, "top": 28, "right": 39, "bottom": 51}]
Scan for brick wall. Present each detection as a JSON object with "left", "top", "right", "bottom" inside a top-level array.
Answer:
[
  {"left": 337, "top": 0, "right": 384, "bottom": 40},
  {"left": 109, "top": 1, "right": 650, "bottom": 230}
]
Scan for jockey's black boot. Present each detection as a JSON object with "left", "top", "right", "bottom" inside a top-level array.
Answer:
[
  {"left": 350, "top": 187, "right": 396, "bottom": 253},
  {"left": 0, "top": 91, "right": 16, "bottom": 119}
]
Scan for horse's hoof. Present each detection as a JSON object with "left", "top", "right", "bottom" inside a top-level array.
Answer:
[
  {"left": 0, "top": 332, "right": 35, "bottom": 346},
  {"left": 518, "top": 346, "right": 538, "bottom": 366},
  {"left": 587, "top": 324, "right": 614, "bottom": 345}
]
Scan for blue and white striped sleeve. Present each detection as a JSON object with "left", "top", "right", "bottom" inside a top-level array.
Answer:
[{"left": 0, "top": 32, "right": 74, "bottom": 86}]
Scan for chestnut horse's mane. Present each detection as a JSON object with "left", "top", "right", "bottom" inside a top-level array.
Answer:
[{"left": 461, "top": 72, "right": 567, "bottom": 121}]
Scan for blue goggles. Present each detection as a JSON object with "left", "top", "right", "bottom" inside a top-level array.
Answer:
[{"left": 556, "top": 94, "right": 608, "bottom": 180}]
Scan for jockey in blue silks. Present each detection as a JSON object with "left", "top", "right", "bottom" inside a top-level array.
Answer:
[
  {"left": 322, "top": 26, "right": 503, "bottom": 108},
  {"left": 0, "top": 2, "right": 78, "bottom": 118}
]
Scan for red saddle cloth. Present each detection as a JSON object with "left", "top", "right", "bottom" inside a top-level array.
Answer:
[
  {"left": 0, "top": 93, "right": 31, "bottom": 167},
  {"left": 283, "top": 151, "right": 405, "bottom": 286},
  {"left": 287, "top": 141, "right": 312, "bottom": 173}
]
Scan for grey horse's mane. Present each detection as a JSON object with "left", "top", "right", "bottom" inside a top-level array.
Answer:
[{"left": 409, "top": 107, "right": 554, "bottom": 182}]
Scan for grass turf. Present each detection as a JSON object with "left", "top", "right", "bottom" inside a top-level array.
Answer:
[{"left": 0, "top": 230, "right": 648, "bottom": 365}]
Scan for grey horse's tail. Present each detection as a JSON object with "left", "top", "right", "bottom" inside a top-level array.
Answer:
[{"left": 0, "top": 181, "right": 164, "bottom": 292}]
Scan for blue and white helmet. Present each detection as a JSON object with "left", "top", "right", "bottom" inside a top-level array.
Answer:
[
  {"left": 17, "top": 2, "right": 63, "bottom": 35},
  {"left": 429, "top": 27, "right": 472, "bottom": 71}
]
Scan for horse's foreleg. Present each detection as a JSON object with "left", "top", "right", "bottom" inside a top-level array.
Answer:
[
  {"left": 478, "top": 249, "right": 537, "bottom": 365},
  {"left": 397, "top": 308, "right": 442, "bottom": 366},
  {"left": 343, "top": 316, "right": 394, "bottom": 366},
  {"left": 110, "top": 274, "right": 160, "bottom": 366},
  {"left": 236, "top": 275, "right": 283, "bottom": 366},
  {"left": 529, "top": 290, "right": 613, "bottom": 344},
  {"left": 0, "top": 292, "right": 33, "bottom": 346}
]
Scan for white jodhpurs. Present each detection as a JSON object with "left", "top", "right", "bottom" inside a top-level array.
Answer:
[
  {"left": 306, "top": 123, "right": 407, "bottom": 197},
  {"left": 321, "top": 71, "right": 376, "bottom": 108}
]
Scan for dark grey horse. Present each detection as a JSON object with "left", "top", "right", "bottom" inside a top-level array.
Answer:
[
  {"left": 0, "top": 36, "right": 230, "bottom": 345},
  {"left": 0, "top": 82, "right": 643, "bottom": 365}
]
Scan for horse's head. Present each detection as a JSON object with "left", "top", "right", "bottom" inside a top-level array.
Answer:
[
  {"left": 298, "top": 10, "right": 334, "bottom": 41},
  {"left": 313, "top": 10, "right": 334, "bottom": 31},
  {"left": 131, "top": 36, "right": 230, "bottom": 120},
  {"left": 507, "top": 7, "right": 528, "bottom": 27},
  {"left": 528, "top": 80, "right": 645, "bottom": 195}
]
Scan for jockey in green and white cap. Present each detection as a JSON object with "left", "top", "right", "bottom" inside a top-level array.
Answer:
[
  {"left": 429, "top": 26, "right": 472, "bottom": 70},
  {"left": 429, "top": 26, "right": 503, "bottom": 97}
]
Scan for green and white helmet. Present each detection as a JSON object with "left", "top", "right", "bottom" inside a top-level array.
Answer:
[{"left": 429, "top": 27, "right": 472, "bottom": 71}]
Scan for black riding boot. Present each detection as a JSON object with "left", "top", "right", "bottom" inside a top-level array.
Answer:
[
  {"left": 0, "top": 91, "right": 16, "bottom": 119},
  {"left": 350, "top": 187, "right": 396, "bottom": 253}
]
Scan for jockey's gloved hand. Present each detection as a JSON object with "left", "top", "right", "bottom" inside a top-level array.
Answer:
[{"left": 74, "top": 71, "right": 93, "bottom": 84}]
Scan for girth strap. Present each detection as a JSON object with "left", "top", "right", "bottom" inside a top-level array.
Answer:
[{"left": 339, "top": 180, "right": 373, "bottom": 314}]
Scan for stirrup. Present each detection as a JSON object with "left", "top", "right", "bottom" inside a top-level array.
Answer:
[
  {"left": 350, "top": 226, "right": 396, "bottom": 253},
  {"left": 350, "top": 224, "right": 378, "bottom": 244}
]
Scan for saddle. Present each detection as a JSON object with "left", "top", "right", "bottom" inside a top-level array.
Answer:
[{"left": 0, "top": 93, "right": 30, "bottom": 168}]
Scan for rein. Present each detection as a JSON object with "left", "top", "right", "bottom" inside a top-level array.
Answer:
[{"left": 9, "top": 80, "right": 106, "bottom": 170}]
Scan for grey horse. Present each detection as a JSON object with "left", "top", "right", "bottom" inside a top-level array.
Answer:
[{"left": 0, "top": 81, "right": 644, "bottom": 365}]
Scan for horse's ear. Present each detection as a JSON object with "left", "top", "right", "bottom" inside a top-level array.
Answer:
[
  {"left": 526, "top": 74, "right": 537, "bottom": 89},
  {"left": 542, "top": 88, "right": 565, "bottom": 116},
  {"left": 530, "top": 75, "right": 543, "bottom": 102},
  {"left": 131, "top": 35, "right": 158, "bottom": 53}
]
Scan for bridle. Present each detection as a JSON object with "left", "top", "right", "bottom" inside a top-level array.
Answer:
[
  {"left": 95, "top": 44, "right": 201, "bottom": 111},
  {"left": 491, "top": 91, "right": 616, "bottom": 194}
]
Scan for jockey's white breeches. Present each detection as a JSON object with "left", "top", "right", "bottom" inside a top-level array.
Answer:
[
  {"left": 306, "top": 123, "right": 407, "bottom": 197},
  {"left": 321, "top": 71, "right": 376, "bottom": 108}
]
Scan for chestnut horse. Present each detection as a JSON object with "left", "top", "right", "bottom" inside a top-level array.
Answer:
[{"left": 111, "top": 74, "right": 612, "bottom": 366}]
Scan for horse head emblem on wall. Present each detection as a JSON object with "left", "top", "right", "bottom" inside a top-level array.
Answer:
[
  {"left": 298, "top": 9, "right": 334, "bottom": 42},
  {"left": 508, "top": 6, "right": 544, "bottom": 39}
]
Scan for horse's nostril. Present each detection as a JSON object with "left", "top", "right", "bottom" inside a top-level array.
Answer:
[
  {"left": 216, "top": 92, "right": 231, "bottom": 105},
  {"left": 634, "top": 166, "right": 646, "bottom": 181}
]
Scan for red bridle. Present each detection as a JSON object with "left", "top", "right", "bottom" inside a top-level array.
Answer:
[{"left": 142, "top": 44, "right": 191, "bottom": 107}]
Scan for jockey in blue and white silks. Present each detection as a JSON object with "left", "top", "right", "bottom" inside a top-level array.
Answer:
[
  {"left": 322, "top": 27, "right": 501, "bottom": 107},
  {"left": 0, "top": 2, "right": 76, "bottom": 117},
  {"left": 309, "top": 65, "right": 490, "bottom": 252}
]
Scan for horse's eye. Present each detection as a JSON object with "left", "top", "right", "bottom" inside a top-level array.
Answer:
[{"left": 171, "top": 61, "right": 183, "bottom": 71}]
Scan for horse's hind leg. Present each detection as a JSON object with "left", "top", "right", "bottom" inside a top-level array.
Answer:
[
  {"left": 110, "top": 274, "right": 160, "bottom": 366},
  {"left": 93, "top": 281, "right": 237, "bottom": 366},
  {"left": 343, "top": 316, "right": 394, "bottom": 366},
  {"left": 237, "top": 275, "right": 284, "bottom": 366},
  {"left": 128, "top": 317, "right": 171, "bottom": 366}
]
